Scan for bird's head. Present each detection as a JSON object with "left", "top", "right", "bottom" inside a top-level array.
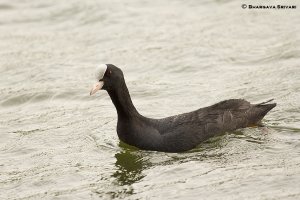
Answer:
[{"left": 90, "top": 64, "right": 124, "bottom": 95}]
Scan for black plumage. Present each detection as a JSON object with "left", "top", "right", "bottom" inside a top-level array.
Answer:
[{"left": 98, "top": 64, "right": 276, "bottom": 152}]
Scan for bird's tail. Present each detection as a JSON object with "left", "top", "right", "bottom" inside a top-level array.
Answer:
[
  {"left": 248, "top": 99, "right": 276, "bottom": 126},
  {"left": 257, "top": 98, "right": 275, "bottom": 105}
]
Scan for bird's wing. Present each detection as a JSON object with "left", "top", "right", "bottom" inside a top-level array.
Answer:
[{"left": 152, "top": 99, "right": 253, "bottom": 152}]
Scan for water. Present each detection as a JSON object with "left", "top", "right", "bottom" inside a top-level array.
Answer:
[{"left": 0, "top": 0, "right": 300, "bottom": 199}]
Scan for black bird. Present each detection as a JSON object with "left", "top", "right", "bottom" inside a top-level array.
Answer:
[{"left": 90, "top": 64, "right": 276, "bottom": 152}]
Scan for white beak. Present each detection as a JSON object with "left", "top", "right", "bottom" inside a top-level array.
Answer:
[
  {"left": 90, "top": 81, "right": 104, "bottom": 95},
  {"left": 90, "top": 64, "right": 107, "bottom": 96}
]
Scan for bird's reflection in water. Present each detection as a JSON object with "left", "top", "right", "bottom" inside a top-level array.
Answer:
[
  {"left": 107, "top": 142, "right": 151, "bottom": 198},
  {"left": 112, "top": 142, "right": 149, "bottom": 186}
]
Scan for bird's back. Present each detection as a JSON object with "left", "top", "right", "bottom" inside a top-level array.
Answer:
[{"left": 151, "top": 99, "right": 276, "bottom": 152}]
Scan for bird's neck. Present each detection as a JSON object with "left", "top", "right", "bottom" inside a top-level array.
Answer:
[{"left": 107, "top": 80, "right": 139, "bottom": 119}]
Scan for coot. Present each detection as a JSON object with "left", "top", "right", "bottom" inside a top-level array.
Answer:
[{"left": 90, "top": 64, "right": 276, "bottom": 152}]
